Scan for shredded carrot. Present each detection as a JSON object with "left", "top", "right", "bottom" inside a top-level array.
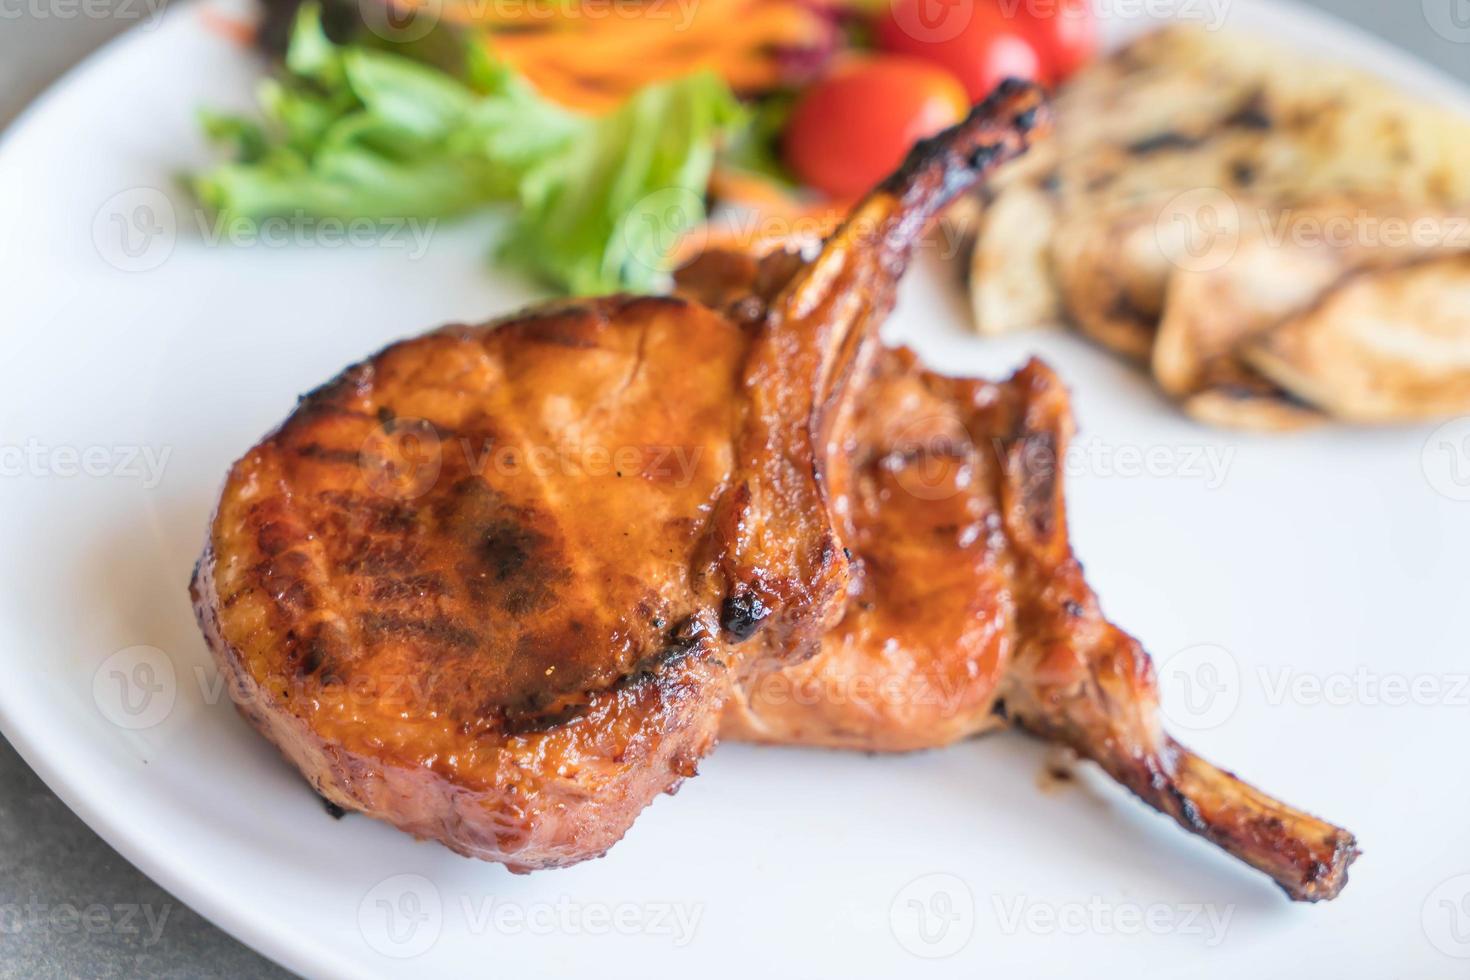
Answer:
[
  {"left": 671, "top": 182, "right": 849, "bottom": 266},
  {"left": 391, "top": 0, "right": 838, "bottom": 113},
  {"left": 709, "top": 166, "right": 799, "bottom": 211},
  {"left": 196, "top": 6, "right": 257, "bottom": 46},
  {"left": 670, "top": 208, "right": 843, "bottom": 265}
]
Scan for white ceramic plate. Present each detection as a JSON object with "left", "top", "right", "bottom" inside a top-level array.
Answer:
[{"left": 3, "top": 2, "right": 1469, "bottom": 976}]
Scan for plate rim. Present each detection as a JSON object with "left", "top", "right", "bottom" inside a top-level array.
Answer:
[{"left": 3, "top": 2, "right": 1468, "bottom": 977}]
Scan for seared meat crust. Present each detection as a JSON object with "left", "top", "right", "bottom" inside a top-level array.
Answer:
[
  {"left": 193, "top": 297, "right": 743, "bottom": 869},
  {"left": 192, "top": 84, "right": 1049, "bottom": 871},
  {"left": 722, "top": 348, "right": 1017, "bottom": 749},
  {"left": 194, "top": 81, "right": 1355, "bottom": 899},
  {"left": 720, "top": 347, "right": 1357, "bottom": 901}
]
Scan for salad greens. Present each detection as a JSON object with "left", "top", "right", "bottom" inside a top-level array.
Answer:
[
  {"left": 504, "top": 71, "right": 741, "bottom": 296},
  {"left": 193, "top": 5, "right": 742, "bottom": 294}
]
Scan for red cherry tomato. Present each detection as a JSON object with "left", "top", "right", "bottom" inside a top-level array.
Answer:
[
  {"left": 875, "top": 0, "right": 1042, "bottom": 103},
  {"left": 782, "top": 57, "right": 969, "bottom": 199},
  {"left": 1022, "top": 0, "right": 1097, "bottom": 83}
]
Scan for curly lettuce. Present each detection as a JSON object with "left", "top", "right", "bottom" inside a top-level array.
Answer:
[{"left": 193, "top": 5, "right": 741, "bottom": 293}]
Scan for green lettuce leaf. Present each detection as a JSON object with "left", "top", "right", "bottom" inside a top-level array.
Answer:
[
  {"left": 503, "top": 71, "right": 742, "bottom": 295},
  {"left": 192, "top": 4, "right": 742, "bottom": 293}
]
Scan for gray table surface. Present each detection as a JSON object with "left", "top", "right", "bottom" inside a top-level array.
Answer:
[{"left": 2, "top": 3, "right": 1467, "bottom": 977}]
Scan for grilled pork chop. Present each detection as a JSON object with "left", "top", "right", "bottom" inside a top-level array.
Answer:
[
  {"left": 194, "top": 81, "right": 1355, "bottom": 898},
  {"left": 706, "top": 343, "right": 1356, "bottom": 900},
  {"left": 192, "top": 80, "right": 1047, "bottom": 872}
]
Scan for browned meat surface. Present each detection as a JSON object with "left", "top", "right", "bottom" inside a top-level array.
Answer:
[
  {"left": 717, "top": 346, "right": 1017, "bottom": 750},
  {"left": 192, "top": 296, "right": 743, "bottom": 871},
  {"left": 192, "top": 82, "right": 1047, "bottom": 873},
  {"left": 714, "top": 347, "right": 1355, "bottom": 901},
  {"left": 194, "top": 80, "right": 1355, "bottom": 899}
]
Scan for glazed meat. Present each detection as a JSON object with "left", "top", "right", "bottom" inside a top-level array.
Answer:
[
  {"left": 193, "top": 79, "right": 1355, "bottom": 899},
  {"left": 711, "top": 346, "right": 1356, "bottom": 901},
  {"left": 191, "top": 81, "right": 1047, "bottom": 873},
  {"left": 192, "top": 294, "right": 742, "bottom": 870}
]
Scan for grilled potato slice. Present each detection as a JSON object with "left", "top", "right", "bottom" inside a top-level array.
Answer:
[
  {"left": 1247, "top": 252, "right": 1470, "bottom": 422},
  {"left": 1049, "top": 201, "right": 1178, "bottom": 361},
  {"left": 970, "top": 184, "right": 1061, "bottom": 335},
  {"left": 1182, "top": 385, "right": 1324, "bottom": 432},
  {"left": 966, "top": 24, "right": 1470, "bottom": 428},
  {"left": 1153, "top": 236, "right": 1342, "bottom": 399}
]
